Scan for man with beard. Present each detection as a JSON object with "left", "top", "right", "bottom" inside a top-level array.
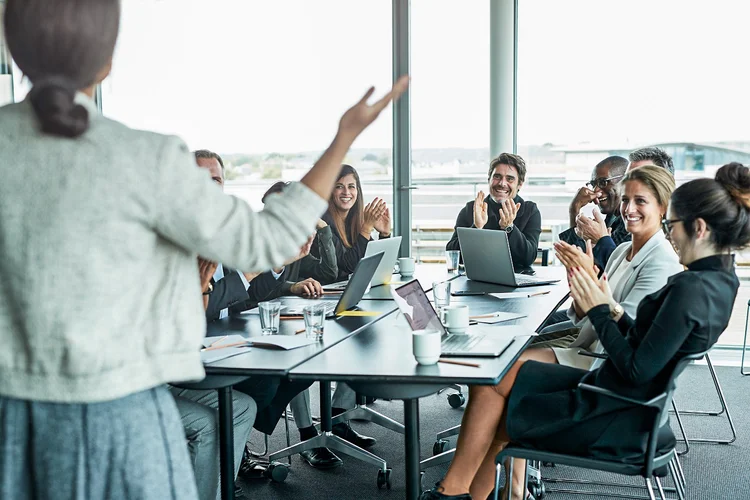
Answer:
[{"left": 446, "top": 153, "right": 542, "bottom": 273}]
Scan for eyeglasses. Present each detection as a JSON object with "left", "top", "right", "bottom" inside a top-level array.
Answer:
[
  {"left": 661, "top": 218, "right": 682, "bottom": 234},
  {"left": 586, "top": 174, "right": 624, "bottom": 190}
]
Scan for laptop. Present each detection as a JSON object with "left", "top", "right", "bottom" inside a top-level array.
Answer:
[
  {"left": 323, "top": 236, "right": 403, "bottom": 290},
  {"left": 393, "top": 280, "right": 520, "bottom": 357},
  {"left": 281, "top": 251, "right": 385, "bottom": 318},
  {"left": 457, "top": 227, "right": 559, "bottom": 287}
]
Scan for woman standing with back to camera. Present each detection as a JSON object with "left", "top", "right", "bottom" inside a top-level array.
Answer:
[{"left": 0, "top": 0, "right": 407, "bottom": 498}]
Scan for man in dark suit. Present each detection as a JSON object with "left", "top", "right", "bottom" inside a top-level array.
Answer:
[{"left": 446, "top": 153, "right": 542, "bottom": 273}]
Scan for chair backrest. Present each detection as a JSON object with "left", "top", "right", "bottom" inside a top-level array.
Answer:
[{"left": 643, "top": 349, "right": 709, "bottom": 475}]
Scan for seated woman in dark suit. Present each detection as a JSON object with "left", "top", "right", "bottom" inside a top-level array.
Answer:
[
  {"left": 322, "top": 164, "right": 391, "bottom": 282},
  {"left": 422, "top": 162, "right": 750, "bottom": 500}
]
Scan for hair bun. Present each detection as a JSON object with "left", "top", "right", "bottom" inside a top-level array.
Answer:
[
  {"left": 716, "top": 162, "right": 750, "bottom": 210},
  {"left": 29, "top": 82, "right": 89, "bottom": 138}
]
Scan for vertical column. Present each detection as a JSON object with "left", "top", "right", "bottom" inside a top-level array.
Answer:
[
  {"left": 392, "top": 0, "right": 412, "bottom": 258},
  {"left": 490, "top": 0, "right": 518, "bottom": 157},
  {"left": 0, "top": 0, "right": 14, "bottom": 105}
]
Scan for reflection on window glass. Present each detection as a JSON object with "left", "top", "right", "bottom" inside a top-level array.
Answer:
[{"left": 102, "top": 0, "right": 391, "bottom": 211}]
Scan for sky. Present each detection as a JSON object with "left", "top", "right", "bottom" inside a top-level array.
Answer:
[{"left": 94, "top": 0, "right": 750, "bottom": 154}]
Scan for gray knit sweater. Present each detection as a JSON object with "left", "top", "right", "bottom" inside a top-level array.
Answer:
[{"left": 0, "top": 94, "right": 326, "bottom": 403}]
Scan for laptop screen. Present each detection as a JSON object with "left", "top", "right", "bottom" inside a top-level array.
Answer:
[{"left": 393, "top": 281, "right": 445, "bottom": 334}]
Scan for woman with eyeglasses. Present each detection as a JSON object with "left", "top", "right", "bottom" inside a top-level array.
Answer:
[{"left": 422, "top": 162, "right": 746, "bottom": 500}]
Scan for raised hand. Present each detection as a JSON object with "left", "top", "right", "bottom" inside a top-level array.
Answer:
[
  {"left": 316, "top": 218, "right": 328, "bottom": 230},
  {"left": 198, "top": 257, "right": 218, "bottom": 293},
  {"left": 373, "top": 206, "right": 391, "bottom": 236},
  {"left": 569, "top": 186, "right": 598, "bottom": 227},
  {"left": 473, "top": 191, "right": 489, "bottom": 229},
  {"left": 283, "top": 234, "right": 315, "bottom": 266},
  {"left": 499, "top": 199, "right": 520, "bottom": 229},
  {"left": 338, "top": 76, "right": 409, "bottom": 142},
  {"left": 362, "top": 198, "right": 386, "bottom": 236},
  {"left": 575, "top": 206, "right": 608, "bottom": 243},
  {"left": 567, "top": 267, "right": 613, "bottom": 316},
  {"left": 290, "top": 278, "right": 323, "bottom": 298},
  {"left": 554, "top": 240, "right": 598, "bottom": 281}
]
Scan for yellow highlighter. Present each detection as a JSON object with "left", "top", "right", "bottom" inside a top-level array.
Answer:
[{"left": 336, "top": 310, "right": 382, "bottom": 317}]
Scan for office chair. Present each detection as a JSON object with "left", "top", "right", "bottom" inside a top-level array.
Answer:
[
  {"left": 492, "top": 351, "right": 706, "bottom": 500},
  {"left": 670, "top": 352, "right": 736, "bottom": 455}
]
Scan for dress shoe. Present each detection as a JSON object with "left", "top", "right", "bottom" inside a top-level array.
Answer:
[
  {"left": 237, "top": 457, "right": 268, "bottom": 481},
  {"left": 419, "top": 482, "right": 472, "bottom": 499},
  {"left": 234, "top": 483, "right": 248, "bottom": 499},
  {"left": 331, "top": 421, "right": 377, "bottom": 448},
  {"left": 299, "top": 447, "right": 343, "bottom": 469}
]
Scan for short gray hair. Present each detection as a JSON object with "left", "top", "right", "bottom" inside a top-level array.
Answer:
[{"left": 193, "top": 149, "right": 224, "bottom": 171}]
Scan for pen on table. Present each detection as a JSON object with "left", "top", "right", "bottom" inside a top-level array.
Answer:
[
  {"left": 438, "top": 359, "right": 481, "bottom": 368},
  {"left": 528, "top": 290, "right": 550, "bottom": 297},
  {"left": 321, "top": 291, "right": 342, "bottom": 295},
  {"left": 201, "top": 340, "right": 248, "bottom": 352},
  {"left": 295, "top": 328, "right": 306, "bottom": 335},
  {"left": 206, "top": 335, "right": 228, "bottom": 348},
  {"left": 280, "top": 316, "right": 304, "bottom": 320}
]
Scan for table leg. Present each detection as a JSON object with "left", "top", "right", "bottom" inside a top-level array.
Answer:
[
  {"left": 320, "top": 381, "right": 332, "bottom": 432},
  {"left": 218, "top": 387, "right": 235, "bottom": 500},
  {"left": 404, "top": 398, "right": 421, "bottom": 500}
]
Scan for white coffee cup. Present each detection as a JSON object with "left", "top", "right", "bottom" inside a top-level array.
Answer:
[
  {"left": 412, "top": 329, "right": 441, "bottom": 365},
  {"left": 440, "top": 304, "right": 470, "bottom": 334},
  {"left": 398, "top": 257, "right": 416, "bottom": 277}
]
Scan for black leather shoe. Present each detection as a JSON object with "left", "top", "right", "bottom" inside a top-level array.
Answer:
[
  {"left": 419, "top": 483, "right": 472, "bottom": 499},
  {"left": 299, "top": 447, "right": 343, "bottom": 469},
  {"left": 331, "top": 421, "right": 377, "bottom": 448},
  {"left": 237, "top": 458, "right": 268, "bottom": 481},
  {"left": 234, "top": 483, "right": 248, "bottom": 499}
]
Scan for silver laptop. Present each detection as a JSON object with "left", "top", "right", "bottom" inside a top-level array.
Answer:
[
  {"left": 323, "top": 236, "right": 402, "bottom": 290},
  {"left": 394, "top": 280, "right": 519, "bottom": 357},
  {"left": 457, "top": 227, "right": 559, "bottom": 287},
  {"left": 281, "top": 252, "right": 384, "bottom": 318}
]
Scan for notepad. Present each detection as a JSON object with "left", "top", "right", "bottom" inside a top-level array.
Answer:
[
  {"left": 201, "top": 347, "right": 252, "bottom": 364},
  {"left": 336, "top": 310, "right": 382, "bottom": 317}
]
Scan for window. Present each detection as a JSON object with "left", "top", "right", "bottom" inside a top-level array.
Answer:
[{"left": 102, "top": 0, "right": 392, "bottom": 211}]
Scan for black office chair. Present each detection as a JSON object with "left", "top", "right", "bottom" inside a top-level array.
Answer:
[
  {"left": 740, "top": 299, "right": 750, "bottom": 375},
  {"left": 491, "top": 351, "right": 707, "bottom": 500}
]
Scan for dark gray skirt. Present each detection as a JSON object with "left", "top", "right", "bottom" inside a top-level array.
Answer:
[{"left": 0, "top": 386, "right": 199, "bottom": 500}]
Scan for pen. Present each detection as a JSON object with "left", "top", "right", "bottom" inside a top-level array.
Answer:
[
  {"left": 295, "top": 328, "right": 306, "bottom": 335},
  {"left": 528, "top": 290, "right": 550, "bottom": 297},
  {"left": 206, "top": 335, "right": 228, "bottom": 348},
  {"left": 438, "top": 359, "right": 481, "bottom": 368},
  {"left": 201, "top": 340, "right": 249, "bottom": 352},
  {"left": 321, "top": 290, "right": 342, "bottom": 295},
  {"left": 280, "top": 316, "right": 304, "bottom": 320}
]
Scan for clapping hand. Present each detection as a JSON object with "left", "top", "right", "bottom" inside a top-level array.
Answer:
[
  {"left": 473, "top": 191, "right": 489, "bottom": 229},
  {"left": 554, "top": 240, "right": 598, "bottom": 281},
  {"left": 373, "top": 206, "right": 391, "bottom": 236},
  {"left": 362, "top": 198, "right": 387, "bottom": 235},
  {"left": 568, "top": 267, "right": 615, "bottom": 315},
  {"left": 338, "top": 75, "right": 409, "bottom": 142},
  {"left": 499, "top": 199, "right": 520, "bottom": 229},
  {"left": 575, "top": 206, "right": 608, "bottom": 243},
  {"left": 283, "top": 234, "right": 315, "bottom": 266},
  {"left": 290, "top": 278, "right": 323, "bottom": 298},
  {"left": 198, "top": 257, "right": 218, "bottom": 293}
]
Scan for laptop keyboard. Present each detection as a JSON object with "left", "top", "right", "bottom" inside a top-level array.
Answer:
[
  {"left": 514, "top": 274, "right": 544, "bottom": 286},
  {"left": 442, "top": 334, "right": 483, "bottom": 351}
]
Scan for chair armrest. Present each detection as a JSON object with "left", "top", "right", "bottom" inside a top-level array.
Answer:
[
  {"left": 577, "top": 383, "right": 667, "bottom": 409},
  {"left": 577, "top": 350, "right": 608, "bottom": 360}
]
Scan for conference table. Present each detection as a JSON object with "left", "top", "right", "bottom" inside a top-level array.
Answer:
[{"left": 203, "top": 264, "right": 568, "bottom": 500}]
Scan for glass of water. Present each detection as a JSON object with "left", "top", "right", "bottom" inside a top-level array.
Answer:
[
  {"left": 445, "top": 250, "right": 460, "bottom": 273},
  {"left": 432, "top": 281, "right": 451, "bottom": 312},
  {"left": 303, "top": 304, "right": 327, "bottom": 341},
  {"left": 258, "top": 300, "right": 281, "bottom": 335}
]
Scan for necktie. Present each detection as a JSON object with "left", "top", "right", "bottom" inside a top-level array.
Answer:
[{"left": 212, "top": 264, "right": 228, "bottom": 319}]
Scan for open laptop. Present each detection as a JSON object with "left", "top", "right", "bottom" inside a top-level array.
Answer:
[
  {"left": 281, "top": 251, "right": 384, "bottom": 318},
  {"left": 393, "top": 280, "right": 520, "bottom": 357},
  {"left": 457, "top": 227, "right": 559, "bottom": 287},
  {"left": 323, "top": 236, "right": 403, "bottom": 290}
]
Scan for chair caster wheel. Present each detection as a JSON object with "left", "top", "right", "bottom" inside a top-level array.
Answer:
[
  {"left": 433, "top": 439, "right": 448, "bottom": 455},
  {"left": 377, "top": 468, "right": 392, "bottom": 489},
  {"left": 528, "top": 477, "right": 546, "bottom": 499},
  {"left": 542, "top": 461, "right": 555, "bottom": 467},
  {"left": 264, "top": 462, "right": 289, "bottom": 483},
  {"left": 448, "top": 393, "right": 466, "bottom": 408},
  {"left": 420, "top": 471, "right": 426, "bottom": 491}
]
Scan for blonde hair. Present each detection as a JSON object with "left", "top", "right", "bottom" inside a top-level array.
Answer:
[{"left": 620, "top": 165, "right": 675, "bottom": 213}]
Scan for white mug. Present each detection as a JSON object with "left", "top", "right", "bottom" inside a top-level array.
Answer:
[
  {"left": 398, "top": 257, "right": 416, "bottom": 277},
  {"left": 440, "top": 304, "right": 470, "bottom": 334},
  {"left": 412, "top": 329, "right": 441, "bottom": 365}
]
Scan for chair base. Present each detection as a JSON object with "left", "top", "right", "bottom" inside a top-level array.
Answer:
[
  {"left": 330, "top": 404, "right": 405, "bottom": 434},
  {"left": 268, "top": 431, "right": 388, "bottom": 472}
]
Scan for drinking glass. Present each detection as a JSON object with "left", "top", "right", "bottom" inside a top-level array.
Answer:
[
  {"left": 258, "top": 300, "right": 281, "bottom": 335},
  {"left": 303, "top": 304, "right": 327, "bottom": 341},
  {"left": 432, "top": 281, "right": 451, "bottom": 312},
  {"left": 445, "top": 250, "right": 460, "bottom": 273}
]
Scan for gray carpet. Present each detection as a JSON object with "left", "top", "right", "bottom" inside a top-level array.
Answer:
[{"left": 237, "top": 364, "right": 749, "bottom": 499}]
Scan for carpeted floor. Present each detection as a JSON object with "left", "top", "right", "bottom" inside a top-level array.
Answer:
[{"left": 237, "top": 364, "right": 748, "bottom": 499}]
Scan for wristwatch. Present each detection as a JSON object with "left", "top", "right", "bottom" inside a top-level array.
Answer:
[
  {"left": 610, "top": 303, "right": 623, "bottom": 319},
  {"left": 503, "top": 224, "right": 514, "bottom": 234},
  {"left": 203, "top": 282, "right": 214, "bottom": 296}
]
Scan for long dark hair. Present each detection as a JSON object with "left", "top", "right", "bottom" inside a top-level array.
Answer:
[
  {"left": 328, "top": 164, "right": 364, "bottom": 248},
  {"left": 4, "top": 0, "right": 120, "bottom": 138},
  {"left": 671, "top": 162, "right": 750, "bottom": 251}
]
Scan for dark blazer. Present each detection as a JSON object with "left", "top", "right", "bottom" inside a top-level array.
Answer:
[
  {"left": 445, "top": 194, "right": 542, "bottom": 272},
  {"left": 205, "top": 266, "right": 249, "bottom": 322},
  {"left": 558, "top": 214, "right": 631, "bottom": 269},
  {"left": 506, "top": 254, "right": 738, "bottom": 462},
  {"left": 320, "top": 211, "right": 389, "bottom": 282}
]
